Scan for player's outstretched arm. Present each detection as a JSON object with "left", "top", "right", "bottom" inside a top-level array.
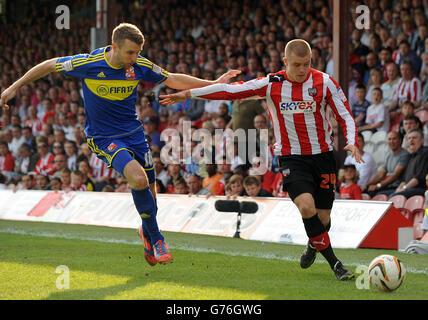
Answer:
[
  {"left": 1, "top": 58, "right": 58, "bottom": 109},
  {"left": 163, "top": 69, "right": 241, "bottom": 90},
  {"left": 159, "top": 90, "right": 191, "bottom": 105}
]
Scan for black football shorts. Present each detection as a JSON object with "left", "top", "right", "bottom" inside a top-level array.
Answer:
[{"left": 278, "top": 151, "right": 337, "bottom": 210}]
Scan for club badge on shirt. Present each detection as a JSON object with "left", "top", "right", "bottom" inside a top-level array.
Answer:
[
  {"left": 107, "top": 142, "right": 117, "bottom": 152},
  {"left": 308, "top": 87, "right": 317, "bottom": 97},
  {"left": 125, "top": 66, "right": 135, "bottom": 80}
]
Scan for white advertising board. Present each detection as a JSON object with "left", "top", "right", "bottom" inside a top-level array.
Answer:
[{"left": 0, "top": 190, "right": 393, "bottom": 248}]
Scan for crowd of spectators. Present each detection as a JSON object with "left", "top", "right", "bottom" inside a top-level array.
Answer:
[{"left": 0, "top": 0, "right": 427, "bottom": 207}]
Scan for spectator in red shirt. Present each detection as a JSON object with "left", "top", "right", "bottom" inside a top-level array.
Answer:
[
  {"left": 0, "top": 141, "right": 15, "bottom": 177},
  {"left": 271, "top": 171, "right": 288, "bottom": 198},
  {"left": 339, "top": 164, "right": 363, "bottom": 200},
  {"left": 34, "top": 139, "right": 55, "bottom": 177}
]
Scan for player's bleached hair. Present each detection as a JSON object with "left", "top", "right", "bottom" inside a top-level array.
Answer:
[
  {"left": 284, "top": 39, "right": 312, "bottom": 59},
  {"left": 112, "top": 23, "right": 145, "bottom": 47}
]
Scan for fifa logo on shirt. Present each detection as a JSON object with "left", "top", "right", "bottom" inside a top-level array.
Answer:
[
  {"left": 96, "top": 84, "right": 135, "bottom": 96},
  {"left": 279, "top": 101, "right": 316, "bottom": 114}
]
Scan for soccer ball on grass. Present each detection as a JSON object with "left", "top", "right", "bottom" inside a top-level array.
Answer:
[{"left": 368, "top": 254, "right": 406, "bottom": 292}]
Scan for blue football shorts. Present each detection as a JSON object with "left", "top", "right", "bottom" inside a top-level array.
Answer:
[{"left": 86, "top": 126, "right": 156, "bottom": 184}]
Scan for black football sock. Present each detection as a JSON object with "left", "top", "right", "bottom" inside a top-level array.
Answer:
[
  {"left": 302, "top": 214, "right": 338, "bottom": 269},
  {"left": 325, "top": 219, "right": 331, "bottom": 231}
]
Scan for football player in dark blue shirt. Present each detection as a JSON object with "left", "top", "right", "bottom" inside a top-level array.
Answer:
[{"left": 1, "top": 23, "right": 240, "bottom": 266}]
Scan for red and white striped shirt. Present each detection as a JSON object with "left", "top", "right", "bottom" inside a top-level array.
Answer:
[
  {"left": 24, "top": 118, "right": 44, "bottom": 136},
  {"left": 190, "top": 68, "right": 358, "bottom": 156},
  {"left": 392, "top": 77, "right": 421, "bottom": 105},
  {"left": 89, "top": 153, "right": 117, "bottom": 180},
  {"left": 35, "top": 153, "right": 55, "bottom": 176},
  {"left": 70, "top": 184, "right": 87, "bottom": 191}
]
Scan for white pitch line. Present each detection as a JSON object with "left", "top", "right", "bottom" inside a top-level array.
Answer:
[{"left": 1, "top": 227, "right": 428, "bottom": 275}]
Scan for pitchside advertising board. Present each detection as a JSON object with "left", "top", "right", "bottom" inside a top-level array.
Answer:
[{"left": 0, "top": 190, "right": 413, "bottom": 249}]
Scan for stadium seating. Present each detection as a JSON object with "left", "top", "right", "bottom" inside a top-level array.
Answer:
[
  {"left": 370, "top": 130, "right": 388, "bottom": 145},
  {"left": 372, "top": 142, "right": 389, "bottom": 168},
  {"left": 363, "top": 141, "right": 374, "bottom": 155},
  {"left": 361, "top": 130, "right": 373, "bottom": 143},
  {"left": 421, "top": 229, "right": 428, "bottom": 242},
  {"left": 371, "top": 194, "right": 388, "bottom": 201},
  {"left": 398, "top": 207, "right": 413, "bottom": 222},
  {"left": 413, "top": 210, "right": 425, "bottom": 240},
  {"left": 415, "top": 109, "right": 428, "bottom": 124},
  {"left": 397, "top": 196, "right": 425, "bottom": 224},
  {"left": 389, "top": 195, "right": 407, "bottom": 208},
  {"left": 404, "top": 195, "right": 425, "bottom": 212}
]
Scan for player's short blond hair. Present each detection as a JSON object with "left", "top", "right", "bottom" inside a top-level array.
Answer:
[
  {"left": 284, "top": 39, "right": 312, "bottom": 59},
  {"left": 112, "top": 23, "right": 145, "bottom": 47}
]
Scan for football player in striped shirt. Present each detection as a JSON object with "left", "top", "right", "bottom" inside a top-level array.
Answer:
[
  {"left": 1, "top": 23, "right": 240, "bottom": 266},
  {"left": 160, "top": 39, "right": 364, "bottom": 280}
]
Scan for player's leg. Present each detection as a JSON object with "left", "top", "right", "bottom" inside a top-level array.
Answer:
[
  {"left": 300, "top": 208, "right": 331, "bottom": 268},
  {"left": 294, "top": 191, "right": 354, "bottom": 281},
  {"left": 310, "top": 153, "right": 354, "bottom": 280},
  {"left": 119, "top": 157, "right": 159, "bottom": 265},
  {"left": 293, "top": 191, "right": 338, "bottom": 269},
  {"left": 123, "top": 158, "right": 172, "bottom": 264}
]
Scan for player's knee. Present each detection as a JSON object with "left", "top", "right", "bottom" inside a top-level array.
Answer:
[
  {"left": 294, "top": 193, "right": 316, "bottom": 218},
  {"left": 129, "top": 171, "right": 149, "bottom": 190},
  {"left": 298, "top": 204, "right": 316, "bottom": 218}
]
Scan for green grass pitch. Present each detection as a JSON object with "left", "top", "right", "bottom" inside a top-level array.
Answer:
[{"left": 1, "top": 219, "right": 427, "bottom": 300}]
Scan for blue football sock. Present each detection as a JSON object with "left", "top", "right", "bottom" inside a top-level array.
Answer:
[{"left": 131, "top": 187, "right": 163, "bottom": 244}]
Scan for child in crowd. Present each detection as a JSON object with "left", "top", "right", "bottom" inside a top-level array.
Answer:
[
  {"left": 226, "top": 174, "right": 245, "bottom": 197},
  {"left": 243, "top": 175, "right": 273, "bottom": 197},
  {"left": 351, "top": 84, "right": 370, "bottom": 128},
  {"left": 173, "top": 178, "right": 189, "bottom": 194},
  {"left": 61, "top": 168, "right": 72, "bottom": 191},
  {"left": 70, "top": 170, "right": 87, "bottom": 191},
  {"left": 339, "top": 164, "right": 362, "bottom": 200},
  {"left": 359, "top": 88, "right": 389, "bottom": 133}
]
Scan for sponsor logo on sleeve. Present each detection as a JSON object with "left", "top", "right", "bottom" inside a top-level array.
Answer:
[
  {"left": 337, "top": 87, "right": 348, "bottom": 103},
  {"left": 269, "top": 74, "right": 285, "bottom": 82},
  {"left": 152, "top": 64, "right": 163, "bottom": 74},
  {"left": 62, "top": 60, "right": 74, "bottom": 72}
]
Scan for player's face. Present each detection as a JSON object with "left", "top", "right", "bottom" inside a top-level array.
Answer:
[
  {"left": 283, "top": 53, "right": 311, "bottom": 83},
  {"left": 115, "top": 39, "right": 143, "bottom": 68}
]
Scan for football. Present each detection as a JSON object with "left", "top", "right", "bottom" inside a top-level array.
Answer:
[{"left": 368, "top": 254, "right": 406, "bottom": 292}]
